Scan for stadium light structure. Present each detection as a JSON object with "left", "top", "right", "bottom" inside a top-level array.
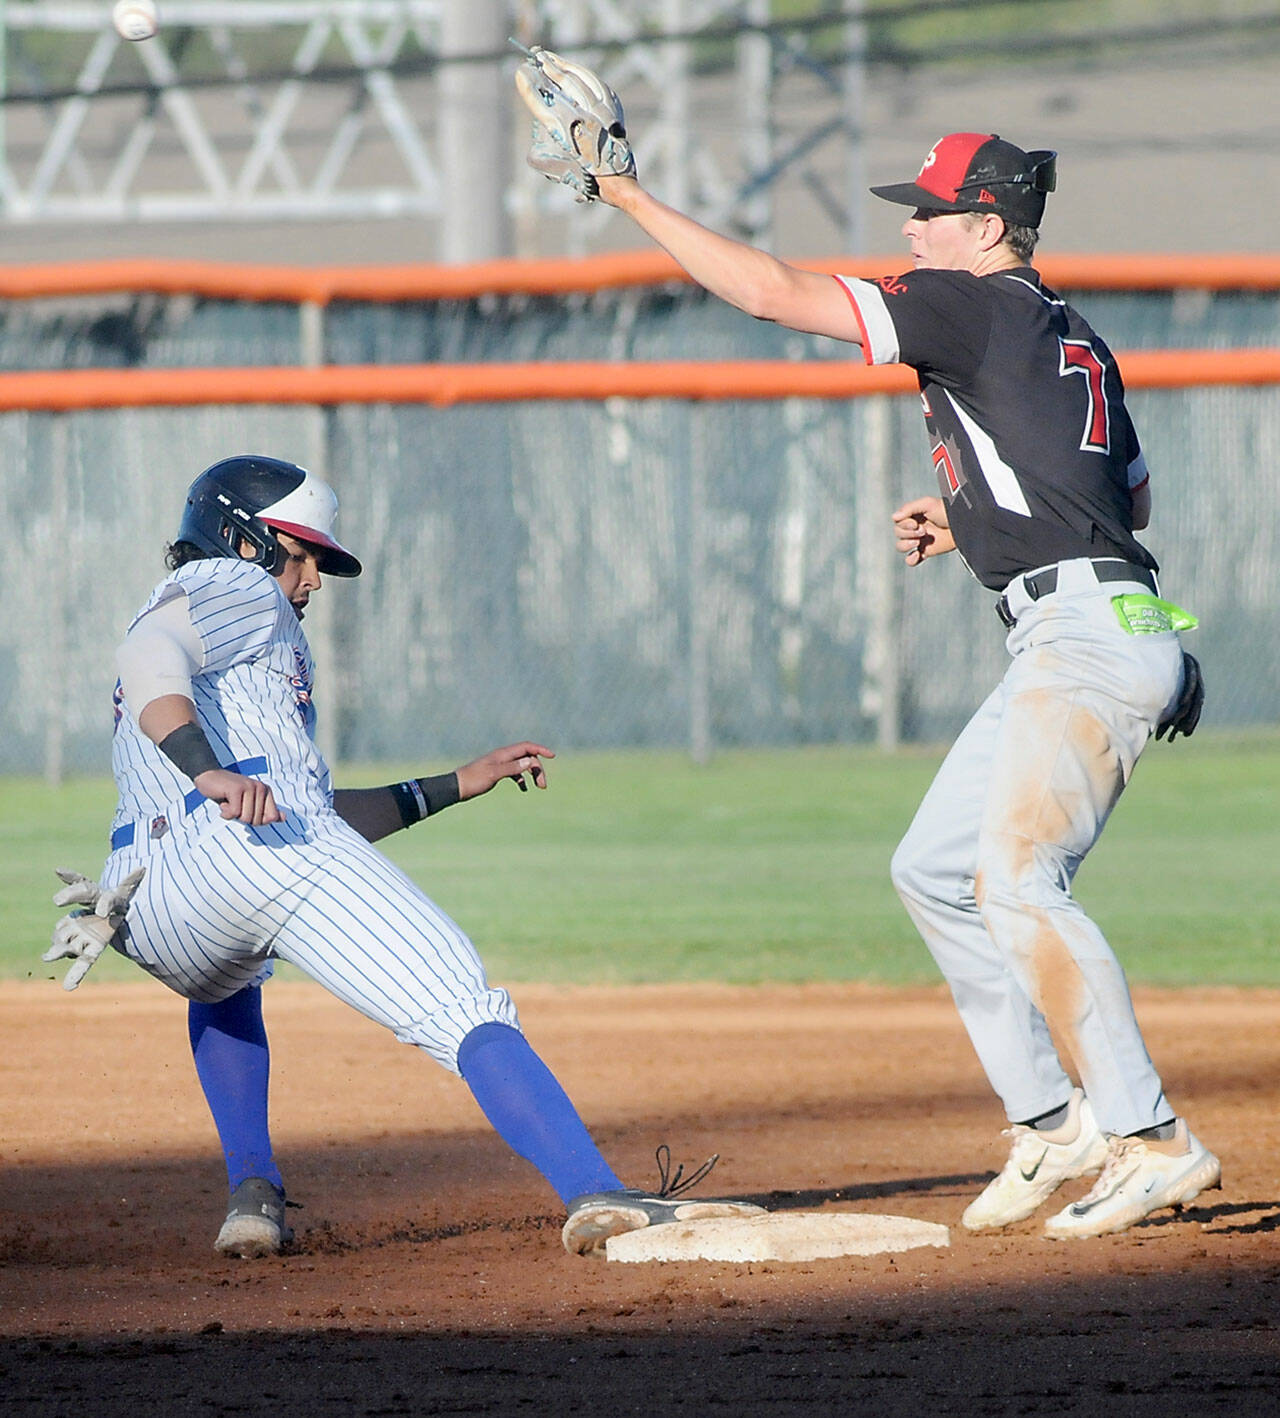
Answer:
[{"left": 0, "top": 0, "right": 872, "bottom": 256}]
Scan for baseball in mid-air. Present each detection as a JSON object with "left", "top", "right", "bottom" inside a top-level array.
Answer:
[{"left": 112, "top": 0, "right": 159, "bottom": 41}]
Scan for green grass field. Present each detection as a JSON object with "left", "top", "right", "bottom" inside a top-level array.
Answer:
[{"left": 6, "top": 731, "right": 1278, "bottom": 989}]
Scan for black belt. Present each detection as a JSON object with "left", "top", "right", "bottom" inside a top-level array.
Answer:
[
  {"left": 110, "top": 756, "right": 269, "bottom": 850},
  {"left": 995, "top": 560, "right": 1157, "bottom": 629}
]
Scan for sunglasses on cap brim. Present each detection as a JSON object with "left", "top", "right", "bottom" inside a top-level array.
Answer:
[{"left": 955, "top": 150, "right": 1058, "bottom": 198}]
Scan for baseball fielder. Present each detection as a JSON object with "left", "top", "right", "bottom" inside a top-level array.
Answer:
[
  {"left": 46, "top": 454, "right": 762, "bottom": 1256},
  {"left": 516, "top": 50, "right": 1218, "bottom": 1238}
]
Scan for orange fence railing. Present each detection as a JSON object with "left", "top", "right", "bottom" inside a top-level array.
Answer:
[
  {"left": 1, "top": 349, "right": 1279, "bottom": 411},
  {"left": 5, "top": 252, "right": 1280, "bottom": 303},
  {"left": 4, "top": 254, "right": 1280, "bottom": 409}
]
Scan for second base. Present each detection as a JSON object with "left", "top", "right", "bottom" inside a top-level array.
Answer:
[{"left": 605, "top": 1210, "right": 950, "bottom": 1263}]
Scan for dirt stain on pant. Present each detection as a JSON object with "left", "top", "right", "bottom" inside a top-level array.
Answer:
[
  {"left": 977, "top": 691, "right": 1125, "bottom": 1077},
  {"left": 986, "top": 690, "right": 1123, "bottom": 879},
  {"left": 1025, "top": 915, "right": 1087, "bottom": 1076}
]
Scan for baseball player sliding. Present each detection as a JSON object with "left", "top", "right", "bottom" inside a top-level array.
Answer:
[
  {"left": 516, "top": 48, "right": 1218, "bottom": 1238},
  {"left": 46, "top": 455, "right": 762, "bottom": 1257}
]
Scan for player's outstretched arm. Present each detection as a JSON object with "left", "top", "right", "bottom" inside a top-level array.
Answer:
[
  {"left": 596, "top": 177, "right": 861, "bottom": 343},
  {"left": 513, "top": 46, "right": 858, "bottom": 343},
  {"left": 892, "top": 496, "right": 956, "bottom": 566},
  {"left": 333, "top": 743, "right": 555, "bottom": 843}
]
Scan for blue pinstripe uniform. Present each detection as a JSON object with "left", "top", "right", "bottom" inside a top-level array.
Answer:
[
  {"left": 66, "top": 454, "right": 759, "bottom": 1257},
  {"left": 105, "top": 558, "right": 519, "bottom": 1070}
]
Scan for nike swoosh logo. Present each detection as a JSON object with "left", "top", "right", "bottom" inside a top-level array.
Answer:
[{"left": 1020, "top": 1147, "right": 1049, "bottom": 1182}]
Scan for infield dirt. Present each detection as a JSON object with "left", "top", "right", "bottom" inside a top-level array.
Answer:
[{"left": 3, "top": 981, "right": 1277, "bottom": 1415}]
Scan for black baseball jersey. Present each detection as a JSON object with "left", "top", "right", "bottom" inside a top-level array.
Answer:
[{"left": 837, "top": 266, "right": 1156, "bottom": 591}]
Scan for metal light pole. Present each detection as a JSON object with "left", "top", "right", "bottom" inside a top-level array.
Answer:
[{"left": 439, "top": 0, "right": 512, "bottom": 261}]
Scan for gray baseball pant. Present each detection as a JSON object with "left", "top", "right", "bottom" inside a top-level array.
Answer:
[{"left": 891, "top": 559, "right": 1187, "bottom": 1136}]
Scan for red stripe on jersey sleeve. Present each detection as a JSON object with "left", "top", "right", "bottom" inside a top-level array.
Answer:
[{"left": 832, "top": 275, "right": 875, "bottom": 366}]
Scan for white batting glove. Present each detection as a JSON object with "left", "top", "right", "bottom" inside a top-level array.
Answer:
[{"left": 44, "top": 866, "right": 145, "bottom": 991}]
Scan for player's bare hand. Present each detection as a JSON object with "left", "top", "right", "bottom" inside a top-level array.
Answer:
[
  {"left": 892, "top": 496, "right": 955, "bottom": 565},
  {"left": 456, "top": 743, "right": 555, "bottom": 800},
  {"left": 195, "top": 769, "right": 286, "bottom": 825}
]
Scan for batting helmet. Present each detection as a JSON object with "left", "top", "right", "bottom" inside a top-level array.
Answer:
[{"left": 176, "top": 455, "right": 362, "bottom": 578}]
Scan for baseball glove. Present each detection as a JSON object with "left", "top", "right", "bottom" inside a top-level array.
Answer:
[
  {"left": 44, "top": 866, "right": 145, "bottom": 990},
  {"left": 526, "top": 126, "right": 603, "bottom": 204},
  {"left": 514, "top": 44, "right": 636, "bottom": 202},
  {"left": 1156, "top": 651, "right": 1204, "bottom": 741}
]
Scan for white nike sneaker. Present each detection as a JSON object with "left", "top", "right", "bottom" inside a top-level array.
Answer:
[
  {"left": 962, "top": 1088, "right": 1108, "bottom": 1232},
  {"left": 1043, "top": 1119, "right": 1221, "bottom": 1240}
]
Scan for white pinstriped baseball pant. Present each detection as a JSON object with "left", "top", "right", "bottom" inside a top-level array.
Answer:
[
  {"left": 890, "top": 560, "right": 1187, "bottom": 1136},
  {"left": 104, "top": 812, "right": 519, "bottom": 1073}
]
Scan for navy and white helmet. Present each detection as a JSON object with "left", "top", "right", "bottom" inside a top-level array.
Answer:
[{"left": 176, "top": 455, "right": 362, "bottom": 578}]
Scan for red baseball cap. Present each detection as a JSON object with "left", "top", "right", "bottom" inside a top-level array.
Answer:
[{"left": 871, "top": 133, "right": 1056, "bottom": 227}]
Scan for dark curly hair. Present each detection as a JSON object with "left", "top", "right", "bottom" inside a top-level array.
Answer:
[{"left": 164, "top": 541, "right": 211, "bottom": 571}]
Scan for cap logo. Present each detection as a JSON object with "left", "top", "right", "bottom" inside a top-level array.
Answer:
[
  {"left": 918, "top": 144, "right": 940, "bottom": 175},
  {"left": 979, "top": 188, "right": 996, "bottom": 204}
]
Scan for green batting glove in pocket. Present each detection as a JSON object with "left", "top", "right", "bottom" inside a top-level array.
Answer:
[{"left": 1111, "top": 593, "right": 1198, "bottom": 635}]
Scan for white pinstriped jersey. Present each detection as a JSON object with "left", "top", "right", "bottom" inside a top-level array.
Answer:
[
  {"left": 110, "top": 559, "right": 332, "bottom": 841},
  {"left": 101, "top": 557, "right": 520, "bottom": 1070}
]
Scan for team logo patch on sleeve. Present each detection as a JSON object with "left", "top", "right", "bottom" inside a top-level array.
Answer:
[
  {"left": 149, "top": 815, "right": 169, "bottom": 840},
  {"left": 289, "top": 648, "right": 314, "bottom": 721}
]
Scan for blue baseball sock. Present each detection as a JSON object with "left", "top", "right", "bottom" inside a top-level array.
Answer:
[
  {"left": 188, "top": 987, "right": 283, "bottom": 1193},
  {"left": 457, "top": 1023, "right": 624, "bottom": 1205}
]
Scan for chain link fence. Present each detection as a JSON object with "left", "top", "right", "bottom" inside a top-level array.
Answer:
[{"left": 3, "top": 285, "right": 1277, "bottom": 775}]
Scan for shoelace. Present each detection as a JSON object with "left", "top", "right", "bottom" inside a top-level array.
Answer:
[
  {"left": 997, "top": 1124, "right": 1039, "bottom": 1163},
  {"left": 1076, "top": 1135, "right": 1136, "bottom": 1201},
  {"left": 653, "top": 1143, "right": 720, "bottom": 1197}
]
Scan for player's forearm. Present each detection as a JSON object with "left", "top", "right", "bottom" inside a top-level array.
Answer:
[
  {"left": 137, "top": 697, "right": 228, "bottom": 785},
  {"left": 333, "top": 775, "right": 461, "bottom": 843},
  {"left": 608, "top": 181, "right": 786, "bottom": 317},
  {"left": 331, "top": 787, "right": 403, "bottom": 842},
  {"left": 598, "top": 179, "right": 859, "bottom": 340}
]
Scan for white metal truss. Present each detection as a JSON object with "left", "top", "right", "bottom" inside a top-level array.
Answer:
[
  {"left": 1, "top": 0, "right": 448, "bottom": 222},
  {"left": 0, "top": 0, "right": 862, "bottom": 247}
]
